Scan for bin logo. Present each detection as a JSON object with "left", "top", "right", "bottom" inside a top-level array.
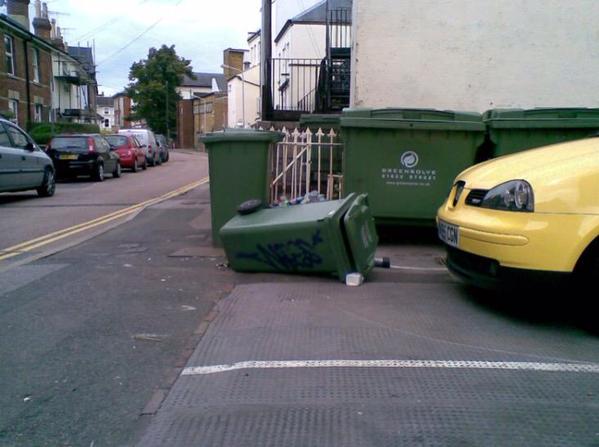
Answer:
[{"left": 400, "top": 151, "right": 419, "bottom": 169}]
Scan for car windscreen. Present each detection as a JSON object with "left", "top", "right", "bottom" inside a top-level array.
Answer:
[
  {"left": 50, "top": 137, "right": 89, "bottom": 152},
  {"left": 126, "top": 133, "right": 148, "bottom": 145},
  {"left": 105, "top": 135, "right": 128, "bottom": 147}
]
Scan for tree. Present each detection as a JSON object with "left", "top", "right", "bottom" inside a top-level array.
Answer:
[{"left": 126, "top": 45, "right": 193, "bottom": 137}]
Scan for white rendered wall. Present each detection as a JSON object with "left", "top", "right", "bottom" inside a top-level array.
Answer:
[
  {"left": 272, "top": 0, "right": 321, "bottom": 37},
  {"left": 351, "top": 0, "right": 599, "bottom": 111},
  {"left": 227, "top": 65, "right": 260, "bottom": 128}
]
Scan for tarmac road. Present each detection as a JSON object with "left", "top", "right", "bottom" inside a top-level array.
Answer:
[{"left": 0, "top": 150, "right": 209, "bottom": 260}]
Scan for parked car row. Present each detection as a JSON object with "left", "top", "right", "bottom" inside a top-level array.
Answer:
[{"left": 0, "top": 118, "right": 171, "bottom": 196}]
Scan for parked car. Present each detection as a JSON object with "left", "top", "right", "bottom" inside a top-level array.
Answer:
[
  {"left": 118, "top": 128, "right": 160, "bottom": 166},
  {"left": 155, "top": 134, "right": 169, "bottom": 163},
  {"left": 105, "top": 134, "right": 147, "bottom": 172},
  {"left": 437, "top": 138, "right": 599, "bottom": 290},
  {"left": 0, "top": 118, "right": 56, "bottom": 197},
  {"left": 47, "top": 134, "right": 121, "bottom": 181}
]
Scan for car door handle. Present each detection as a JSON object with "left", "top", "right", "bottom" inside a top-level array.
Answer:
[{"left": 22, "top": 156, "right": 26, "bottom": 160}]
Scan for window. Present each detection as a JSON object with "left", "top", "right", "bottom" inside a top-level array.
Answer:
[
  {"left": 34, "top": 104, "right": 43, "bottom": 122},
  {"left": 4, "top": 35, "right": 15, "bottom": 75},
  {"left": 104, "top": 108, "right": 110, "bottom": 115},
  {"left": 32, "top": 48, "right": 40, "bottom": 83},
  {"left": 0, "top": 123, "right": 11, "bottom": 146},
  {"left": 200, "top": 102, "right": 213, "bottom": 114},
  {"left": 8, "top": 99, "right": 18, "bottom": 124},
  {"left": 104, "top": 119, "right": 110, "bottom": 128},
  {"left": 5, "top": 123, "right": 31, "bottom": 149}
]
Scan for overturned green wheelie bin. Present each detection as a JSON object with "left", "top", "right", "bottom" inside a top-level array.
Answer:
[
  {"left": 340, "top": 108, "right": 486, "bottom": 225},
  {"left": 201, "top": 129, "right": 283, "bottom": 246},
  {"left": 484, "top": 108, "right": 599, "bottom": 157},
  {"left": 219, "top": 193, "right": 378, "bottom": 282}
]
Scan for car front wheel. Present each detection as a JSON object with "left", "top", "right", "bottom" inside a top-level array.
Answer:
[{"left": 113, "top": 162, "right": 122, "bottom": 178}]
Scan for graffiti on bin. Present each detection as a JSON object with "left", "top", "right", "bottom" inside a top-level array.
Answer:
[{"left": 237, "top": 230, "right": 324, "bottom": 271}]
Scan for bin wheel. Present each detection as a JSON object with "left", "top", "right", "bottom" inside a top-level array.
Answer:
[{"left": 237, "top": 199, "right": 264, "bottom": 215}]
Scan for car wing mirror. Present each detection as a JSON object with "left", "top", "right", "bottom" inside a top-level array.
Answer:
[{"left": 25, "top": 142, "right": 35, "bottom": 151}]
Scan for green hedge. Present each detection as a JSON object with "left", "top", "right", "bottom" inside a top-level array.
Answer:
[{"left": 28, "top": 122, "right": 101, "bottom": 145}]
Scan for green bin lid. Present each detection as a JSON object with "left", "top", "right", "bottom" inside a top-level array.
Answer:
[
  {"left": 342, "top": 194, "right": 378, "bottom": 276},
  {"left": 483, "top": 108, "right": 599, "bottom": 129},
  {"left": 201, "top": 128, "right": 283, "bottom": 144},
  {"left": 340, "top": 108, "right": 485, "bottom": 131}
]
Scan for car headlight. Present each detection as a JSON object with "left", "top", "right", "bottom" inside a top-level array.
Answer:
[{"left": 481, "top": 180, "right": 534, "bottom": 212}]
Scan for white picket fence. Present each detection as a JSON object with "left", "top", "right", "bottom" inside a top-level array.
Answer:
[{"left": 260, "top": 127, "right": 344, "bottom": 205}]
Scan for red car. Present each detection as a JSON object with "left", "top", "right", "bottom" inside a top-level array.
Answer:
[{"left": 104, "top": 134, "right": 147, "bottom": 172}]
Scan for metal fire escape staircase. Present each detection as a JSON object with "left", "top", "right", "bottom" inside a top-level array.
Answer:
[{"left": 317, "top": 6, "right": 351, "bottom": 113}]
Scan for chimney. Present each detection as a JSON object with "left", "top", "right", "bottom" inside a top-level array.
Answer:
[
  {"left": 223, "top": 49, "right": 245, "bottom": 80},
  {"left": 50, "top": 20, "right": 66, "bottom": 51},
  {"left": 33, "top": 1, "right": 52, "bottom": 40},
  {"left": 7, "top": 0, "right": 31, "bottom": 31}
]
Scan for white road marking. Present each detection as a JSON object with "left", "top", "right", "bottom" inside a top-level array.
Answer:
[
  {"left": 182, "top": 360, "right": 599, "bottom": 376},
  {"left": 390, "top": 264, "right": 447, "bottom": 272}
]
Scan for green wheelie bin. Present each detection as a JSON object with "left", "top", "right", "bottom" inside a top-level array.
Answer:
[
  {"left": 484, "top": 108, "right": 599, "bottom": 157},
  {"left": 340, "top": 108, "right": 486, "bottom": 225},
  {"left": 201, "top": 129, "right": 283, "bottom": 246},
  {"left": 219, "top": 193, "right": 378, "bottom": 282}
]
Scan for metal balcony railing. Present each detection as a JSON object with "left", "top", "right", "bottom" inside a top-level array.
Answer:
[{"left": 271, "top": 58, "right": 322, "bottom": 114}]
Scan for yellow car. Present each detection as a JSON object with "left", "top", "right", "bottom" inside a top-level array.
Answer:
[{"left": 437, "top": 138, "right": 599, "bottom": 289}]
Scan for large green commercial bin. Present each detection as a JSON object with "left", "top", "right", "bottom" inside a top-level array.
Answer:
[
  {"left": 484, "top": 108, "right": 599, "bottom": 157},
  {"left": 299, "top": 114, "right": 341, "bottom": 132},
  {"left": 340, "top": 108, "right": 486, "bottom": 224},
  {"left": 201, "top": 129, "right": 283, "bottom": 246},
  {"left": 219, "top": 193, "right": 378, "bottom": 282}
]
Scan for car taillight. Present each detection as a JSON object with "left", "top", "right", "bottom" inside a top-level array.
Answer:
[{"left": 88, "top": 138, "right": 95, "bottom": 153}]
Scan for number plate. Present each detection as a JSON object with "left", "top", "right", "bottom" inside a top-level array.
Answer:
[
  {"left": 59, "top": 154, "right": 78, "bottom": 160},
  {"left": 438, "top": 220, "right": 459, "bottom": 248}
]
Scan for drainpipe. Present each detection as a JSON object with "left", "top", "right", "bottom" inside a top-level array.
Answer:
[
  {"left": 260, "top": 0, "right": 272, "bottom": 121},
  {"left": 23, "top": 39, "right": 32, "bottom": 128}
]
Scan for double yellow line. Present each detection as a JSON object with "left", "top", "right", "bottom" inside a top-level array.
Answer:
[{"left": 0, "top": 177, "right": 209, "bottom": 262}]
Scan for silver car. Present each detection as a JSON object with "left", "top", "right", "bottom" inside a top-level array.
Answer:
[{"left": 0, "top": 118, "right": 56, "bottom": 197}]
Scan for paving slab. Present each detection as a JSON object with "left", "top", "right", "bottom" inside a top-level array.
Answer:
[{"left": 137, "top": 282, "right": 599, "bottom": 446}]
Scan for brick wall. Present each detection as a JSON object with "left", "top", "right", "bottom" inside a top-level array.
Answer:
[
  {"left": 0, "top": 24, "right": 52, "bottom": 127},
  {"left": 177, "top": 99, "right": 194, "bottom": 148},
  {"left": 223, "top": 49, "right": 245, "bottom": 80}
]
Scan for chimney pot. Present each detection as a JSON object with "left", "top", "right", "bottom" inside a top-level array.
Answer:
[{"left": 33, "top": 0, "right": 52, "bottom": 40}]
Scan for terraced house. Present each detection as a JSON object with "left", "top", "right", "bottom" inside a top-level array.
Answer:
[
  {"left": 0, "top": 0, "right": 52, "bottom": 126},
  {"left": 1, "top": 0, "right": 97, "bottom": 128}
]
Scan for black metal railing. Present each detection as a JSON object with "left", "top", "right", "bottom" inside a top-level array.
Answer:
[
  {"left": 271, "top": 58, "right": 322, "bottom": 114},
  {"left": 327, "top": 8, "right": 352, "bottom": 50}
]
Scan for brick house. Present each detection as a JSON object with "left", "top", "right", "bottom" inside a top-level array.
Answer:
[
  {"left": 193, "top": 91, "right": 228, "bottom": 140},
  {"left": 113, "top": 92, "right": 133, "bottom": 130},
  {"left": 1, "top": 0, "right": 98, "bottom": 128},
  {"left": 0, "top": 0, "right": 52, "bottom": 127}
]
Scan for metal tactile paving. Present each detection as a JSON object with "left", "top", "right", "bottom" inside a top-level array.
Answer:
[{"left": 137, "top": 282, "right": 599, "bottom": 446}]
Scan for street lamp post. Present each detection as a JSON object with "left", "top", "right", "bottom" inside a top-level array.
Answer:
[{"left": 221, "top": 63, "right": 245, "bottom": 128}]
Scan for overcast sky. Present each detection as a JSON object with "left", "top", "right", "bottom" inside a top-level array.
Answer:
[{"left": 3, "top": 0, "right": 262, "bottom": 95}]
